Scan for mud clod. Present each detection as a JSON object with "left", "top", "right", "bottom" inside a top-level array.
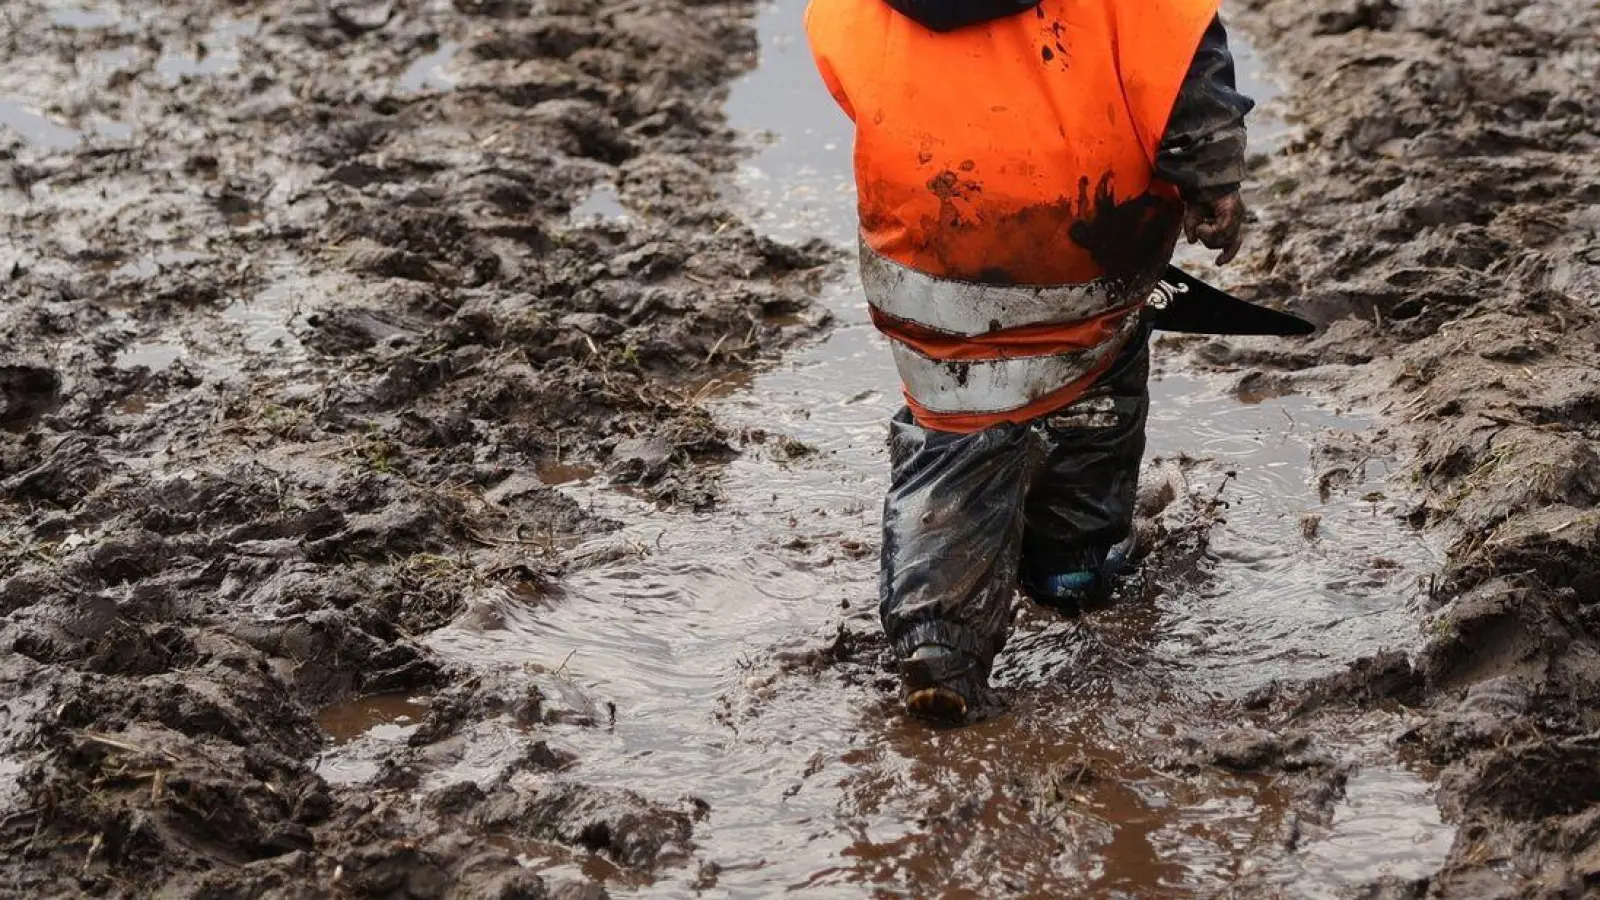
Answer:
[
  {"left": 1244, "top": 650, "right": 1423, "bottom": 716},
  {"left": 476, "top": 783, "right": 696, "bottom": 870},
  {"left": 1443, "top": 735, "right": 1600, "bottom": 823},
  {"left": 1162, "top": 727, "right": 1335, "bottom": 775}
]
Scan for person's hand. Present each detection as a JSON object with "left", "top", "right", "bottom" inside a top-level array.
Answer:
[{"left": 1183, "top": 191, "right": 1245, "bottom": 266}]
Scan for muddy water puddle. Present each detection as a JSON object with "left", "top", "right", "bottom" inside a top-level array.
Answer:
[
  {"left": 536, "top": 460, "right": 602, "bottom": 487},
  {"left": 308, "top": 2, "right": 1454, "bottom": 895},
  {"left": 0, "top": 100, "right": 86, "bottom": 150},
  {"left": 113, "top": 340, "right": 186, "bottom": 371},
  {"left": 315, "top": 694, "right": 429, "bottom": 786},
  {"left": 399, "top": 40, "right": 461, "bottom": 93},
  {"left": 223, "top": 277, "right": 310, "bottom": 358},
  {"left": 49, "top": 4, "right": 119, "bottom": 28},
  {"left": 104, "top": 258, "right": 314, "bottom": 376},
  {"left": 320, "top": 693, "right": 430, "bottom": 745},
  {"left": 1277, "top": 767, "right": 1455, "bottom": 890},
  {"left": 569, "top": 182, "right": 633, "bottom": 225},
  {"left": 155, "top": 18, "right": 254, "bottom": 82}
]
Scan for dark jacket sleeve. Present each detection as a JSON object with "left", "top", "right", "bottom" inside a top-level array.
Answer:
[
  {"left": 1155, "top": 16, "right": 1255, "bottom": 203},
  {"left": 882, "top": 0, "right": 1041, "bottom": 33}
]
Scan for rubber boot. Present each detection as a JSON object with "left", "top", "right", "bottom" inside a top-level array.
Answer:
[
  {"left": 900, "top": 644, "right": 994, "bottom": 725},
  {"left": 1030, "top": 532, "right": 1138, "bottom": 617}
]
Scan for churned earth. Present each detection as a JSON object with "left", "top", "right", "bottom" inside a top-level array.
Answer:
[
  {"left": 1192, "top": 0, "right": 1600, "bottom": 895},
  {"left": 1, "top": 0, "right": 1595, "bottom": 897},
  {"left": 1, "top": 0, "right": 826, "bottom": 895}
]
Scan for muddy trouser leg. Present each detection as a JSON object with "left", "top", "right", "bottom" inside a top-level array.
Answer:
[
  {"left": 878, "top": 412, "right": 1038, "bottom": 677},
  {"left": 1018, "top": 323, "right": 1153, "bottom": 610}
]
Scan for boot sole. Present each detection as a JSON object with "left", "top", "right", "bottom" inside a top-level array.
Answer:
[{"left": 906, "top": 686, "right": 968, "bottom": 723}]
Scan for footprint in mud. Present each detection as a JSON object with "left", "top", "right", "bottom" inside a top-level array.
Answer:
[{"left": 0, "top": 365, "right": 61, "bottom": 429}]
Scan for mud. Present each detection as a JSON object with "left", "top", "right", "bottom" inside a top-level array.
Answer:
[
  {"left": 0, "top": 0, "right": 823, "bottom": 895},
  {"left": 3, "top": 0, "right": 1592, "bottom": 897},
  {"left": 319, "top": 5, "right": 1455, "bottom": 895},
  {"left": 1192, "top": 0, "right": 1600, "bottom": 895}
]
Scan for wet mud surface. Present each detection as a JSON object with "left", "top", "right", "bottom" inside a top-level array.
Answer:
[
  {"left": 1196, "top": 1, "right": 1600, "bottom": 896},
  {"left": 1, "top": 0, "right": 824, "bottom": 895},
  {"left": 0, "top": 0, "right": 1593, "bottom": 897}
]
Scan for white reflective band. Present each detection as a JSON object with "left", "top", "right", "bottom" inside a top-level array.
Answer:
[
  {"left": 889, "top": 341, "right": 1120, "bottom": 415},
  {"left": 859, "top": 237, "right": 1127, "bottom": 336},
  {"left": 1146, "top": 279, "right": 1190, "bottom": 310}
]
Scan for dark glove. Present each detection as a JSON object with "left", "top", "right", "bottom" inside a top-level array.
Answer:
[{"left": 1183, "top": 190, "right": 1245, "bottom": 266}]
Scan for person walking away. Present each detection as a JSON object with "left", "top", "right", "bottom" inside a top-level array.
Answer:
[{"left": 804, "top": 0, "right": 1254, "bottom": 722}]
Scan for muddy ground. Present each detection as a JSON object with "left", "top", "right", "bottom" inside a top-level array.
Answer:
[
  {"left": 1190, "top": 0, "right": 1600, "bottom": 895},
  {"left": 1, "top": 0, "right": 1597, "bottom": 897},
  {"left": 0, "top": 0, "right": 826, "bottom": 895}
]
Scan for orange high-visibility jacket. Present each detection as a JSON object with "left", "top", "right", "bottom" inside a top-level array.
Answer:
[{"left": 806, "top": 0, "right": 1220, "bottom": 432}]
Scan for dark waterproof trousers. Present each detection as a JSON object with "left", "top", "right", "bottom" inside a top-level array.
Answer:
[{"left": 878, "top": 323, "right": 1152, "bottom": 669}]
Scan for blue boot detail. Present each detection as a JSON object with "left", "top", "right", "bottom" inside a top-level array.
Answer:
[{"left": 1029, "top": 534, "right": 1137, "bottom": 614}]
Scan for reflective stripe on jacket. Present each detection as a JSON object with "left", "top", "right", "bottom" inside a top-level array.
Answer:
[{"left": 805, "top": 0, "right": 1220, "bottom": 432}]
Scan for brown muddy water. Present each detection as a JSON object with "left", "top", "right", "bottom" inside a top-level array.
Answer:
[{"left": 302, "top": 4, "right": 1460, "bottom": 896}]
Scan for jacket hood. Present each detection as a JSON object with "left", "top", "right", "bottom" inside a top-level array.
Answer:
[{"left": 881, "top": 0, "right": 1043, "bottom": 33}]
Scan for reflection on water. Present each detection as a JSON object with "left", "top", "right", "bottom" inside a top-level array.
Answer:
[
  {"left": 319, "top": 693, "right": 428, "bottom": 745},
  {"left": 114, "top": 341, "right": 185, "bottom": 371},
  {"left": 569, "top": 182, "right": 632, "bottom": 225},
  {"left": 1280, "top": 767, "right": 1455, "bottom": 894},
  {"left": 223, "top": 281, "right": 305, "bottom": 356},
  {"left": 157, "top": 18, "right": 256, "bottom": 81},
  {"left": 399, "top": 41, "right": 459, "bottom": 93},
  {"left": 49, "top": 4, "right": 119, "bottom": 28},
  {"left": 0, "top": 100, "right": 84, "bottom": 150}
]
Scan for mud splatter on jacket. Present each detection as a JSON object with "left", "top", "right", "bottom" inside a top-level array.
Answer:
[{"left": 883, "top": 0, "right": 1254, "bottom": 202}]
